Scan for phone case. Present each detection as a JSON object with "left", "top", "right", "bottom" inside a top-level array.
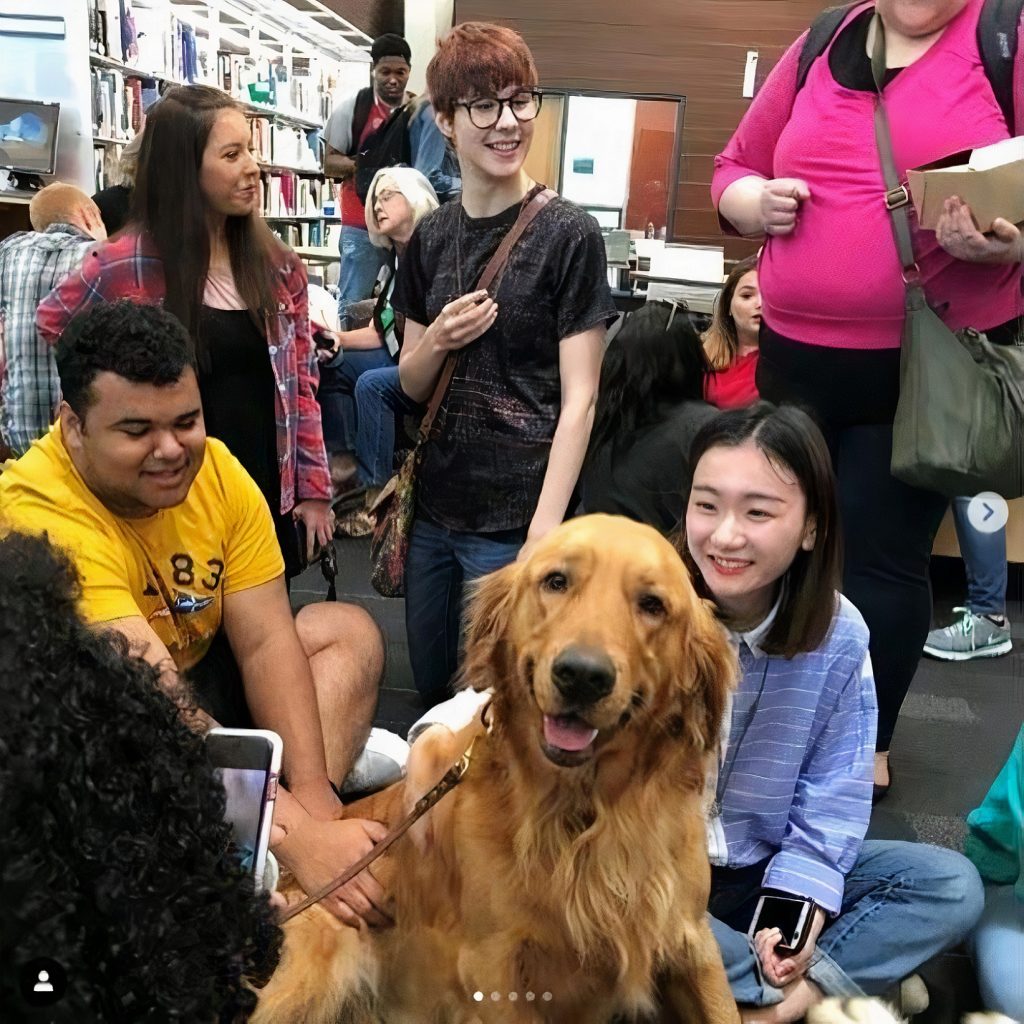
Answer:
[{"left": 206, "top": 728, "right": 283, "bottom": 891}]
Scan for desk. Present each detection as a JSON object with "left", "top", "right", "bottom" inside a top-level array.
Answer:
[
  {"left": 629, "top": 270, "right": 724, "bottom": 315},
  {"left": 292, "top": 245, "right": 338, "bottom": 265},
  {"left": 0, "top": 195, "right": 32, "bottom": 241}
]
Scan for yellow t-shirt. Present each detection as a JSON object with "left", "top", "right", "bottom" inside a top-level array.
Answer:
[{"left": 0, "top": 428, "right": 285, "bottom": 670}]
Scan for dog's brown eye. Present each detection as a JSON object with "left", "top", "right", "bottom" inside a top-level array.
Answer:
[
  {"left": 541, "top": 571, "right": 569, "bottom": 593},
  {"left": 638, "top": 593, "right": 666, "bottom": 618}
]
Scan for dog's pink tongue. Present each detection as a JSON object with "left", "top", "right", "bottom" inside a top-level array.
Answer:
[{"left": 543, "top": 715, "right": 599, "bottom": 752}]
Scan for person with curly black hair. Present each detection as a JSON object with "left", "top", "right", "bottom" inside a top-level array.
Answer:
[
  {"left": 0, "top": 530, "right": 281, "bottom": 1021},
  {"left": 0, "top": 299, "right": 395, "bottom": 929}
]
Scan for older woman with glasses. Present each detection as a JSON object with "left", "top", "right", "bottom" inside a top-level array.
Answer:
[
  {"left": 315, "top": 167, "right": 438, "bottom": 522},
  {"left": 391, "top": 22, "right": 617, "bottom": 708}
]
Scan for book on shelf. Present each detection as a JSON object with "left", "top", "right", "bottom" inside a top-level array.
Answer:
[
  {"left": 91, "top": 68, "right": 157, "bottom": 142},
  {"left": 93, "top": 142, "right": 125, "bottom": 192},
  {"left": 259, "top": 170, "right": 323, "bottom": 218}
]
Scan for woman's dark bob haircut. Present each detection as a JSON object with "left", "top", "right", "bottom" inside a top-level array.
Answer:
[{"left": 681, "top": 401, "right": 843, "bottom": 658}]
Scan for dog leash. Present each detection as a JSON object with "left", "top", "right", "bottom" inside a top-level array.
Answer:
[{"left": 279, "top": 735, "right": 480, "bottom": 923}]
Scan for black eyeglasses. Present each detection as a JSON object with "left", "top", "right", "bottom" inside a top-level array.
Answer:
[{"left": 457, "top": 90, "right": 543, "bottom": 130}]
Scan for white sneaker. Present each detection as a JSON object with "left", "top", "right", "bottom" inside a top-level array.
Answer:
[{"left": 339, "top": 727, "right": 409, "bottom": 796}]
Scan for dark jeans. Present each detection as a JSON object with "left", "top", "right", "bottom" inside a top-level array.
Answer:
[
  {"left": 404, "top": 515, "right": 526, "bottom": 707},
  {"left": 757, "top": 328, "right": 949, "bottom": 751},
  {"left": 318, "top": 346, "right": 394, "bottom": 456},
  {"left": 355, "top": 365, "right": 420, "bottom": 487}
]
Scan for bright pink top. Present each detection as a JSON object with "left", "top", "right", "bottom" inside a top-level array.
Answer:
[
  {"left": 712, "top": 0, "right": 1023, "bottom": 350},
  {"left": 705, "top": 350, "right": 760, "bottom": 409}
]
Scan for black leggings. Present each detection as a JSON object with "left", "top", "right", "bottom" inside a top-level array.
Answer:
[{"left": 757, "top": 327, "right": 949, "bottom": 751}]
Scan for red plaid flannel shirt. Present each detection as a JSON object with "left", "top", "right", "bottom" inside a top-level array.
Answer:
[{"left": 37, "top": 231, "right": 331, "bottom": 512}]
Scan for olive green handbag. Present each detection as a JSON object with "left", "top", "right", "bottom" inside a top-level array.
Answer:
[{"left": 871, "top": 15, "right": 1024, "bottom": 499}]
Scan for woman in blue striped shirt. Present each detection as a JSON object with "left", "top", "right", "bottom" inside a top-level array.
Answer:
[{"left": 683, "top": 402, "right": 984, "bottom": 1022}]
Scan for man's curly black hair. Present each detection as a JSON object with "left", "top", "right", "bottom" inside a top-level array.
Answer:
[
  {"left": 0, "top": 531, "right": 280, "bottom": 1022},
  {"left": 54, "top": 299, "right": 197, "bottom": 417}
]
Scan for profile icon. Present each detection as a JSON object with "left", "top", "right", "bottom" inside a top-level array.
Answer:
[{"left": 18, "top": 956, "right": 67, "bottom": 1006}]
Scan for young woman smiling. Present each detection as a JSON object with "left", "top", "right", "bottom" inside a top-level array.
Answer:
[
  {"left": 391, "top": 22, "right": 617, "bottom": 708},
  {"left": 683, "top": 403, "right": 983, "bottom": 1023},
  {"left": 702, "top": 255, "right": 762, "bottom": 410},
  {"left": 38, "top": 86, "right": 332, "bottom": 577}
]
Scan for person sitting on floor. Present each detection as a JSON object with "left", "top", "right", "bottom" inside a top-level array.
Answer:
[
  {"left": 0, "top": 531, "right": 281, "bottom": 1022},
  {"left": 681, "top": 403, "right": 983, "bottom": 1023},
  {"left": 965, "top": 724, "right": 1023, "bottom": 1019},
  {"left": 701, "top": 255, "right": 762, "bottom": 410},
  {"left": 315, "top": 167, "right": 438, "bottom": 531},
  {"left": 578, "top": 300, "right": 715, "bottom": 534},
  {"left": 0, "top": 299, "right": 399, "bottom": 930},
  {"left": 0, "top": 182, "right": 106, "bottom": 457}
]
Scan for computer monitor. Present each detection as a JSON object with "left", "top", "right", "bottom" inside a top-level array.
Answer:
[{"left": 0, "top": 99, "right": 60, "bottom": 174}]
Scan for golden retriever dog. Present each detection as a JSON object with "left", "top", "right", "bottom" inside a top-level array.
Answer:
[{"left": 255, "top": 514, "right": 740, "bottom": 1023}]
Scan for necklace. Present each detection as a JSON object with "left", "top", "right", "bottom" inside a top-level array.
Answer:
[{"left": 709, "top": 650, "right": 770, "bottom": 820}]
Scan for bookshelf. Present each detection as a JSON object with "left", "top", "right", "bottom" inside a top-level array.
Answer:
[{"left": 84, "top": 0, "right": 373, "bottom": 281}]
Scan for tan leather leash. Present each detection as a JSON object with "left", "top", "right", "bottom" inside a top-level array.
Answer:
[{"left": 279, "top": 736, "right": 479, "bottom": 923}]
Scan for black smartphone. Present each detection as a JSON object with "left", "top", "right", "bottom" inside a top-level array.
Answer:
[
  {"left": 205, "top": 728, "right": 282, "bottom": 890},
  {"left": 747, "top": 894, "right": 815, "bottom": 956}
]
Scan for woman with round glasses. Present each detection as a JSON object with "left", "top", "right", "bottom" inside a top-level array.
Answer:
[{"left": 392, "top": 22, "right": 617, "bottom": 708}]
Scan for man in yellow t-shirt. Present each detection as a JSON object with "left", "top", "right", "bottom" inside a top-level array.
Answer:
[{"left": 0, "top": 300, "right": 390, "bottom": 929}]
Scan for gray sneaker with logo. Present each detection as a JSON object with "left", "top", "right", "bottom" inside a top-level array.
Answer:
[{"left": 923, "top": 606, "right": 1012, "bottom": 661}]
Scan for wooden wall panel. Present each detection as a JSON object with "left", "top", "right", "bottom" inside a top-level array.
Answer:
[{"left": 454, "top": 0, "right": 831, "bottom": 256}]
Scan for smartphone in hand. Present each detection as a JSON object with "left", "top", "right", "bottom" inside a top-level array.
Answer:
[
  {"left": 205, "top": 728, "right": 283, "bottom": 890},
  {"left": 747, "top": 893, "right": 815, "bottom": 956}
]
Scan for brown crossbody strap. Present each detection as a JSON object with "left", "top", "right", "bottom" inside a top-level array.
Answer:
[{"left": 417, "top": 187, "right": 557, "bottom": 443}]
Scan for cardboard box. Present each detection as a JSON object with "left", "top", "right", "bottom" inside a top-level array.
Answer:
[{"left": 907, "top": 137, "right": 1024, "bottom": 232}]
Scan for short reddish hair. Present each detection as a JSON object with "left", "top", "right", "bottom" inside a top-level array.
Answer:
[{"left": 427, "top": 22, "right": 539, "bottom": 118}]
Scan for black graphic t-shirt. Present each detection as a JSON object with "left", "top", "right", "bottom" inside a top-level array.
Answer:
[{"left": 392, "top": 191, "right": 616, "bottom": 532}]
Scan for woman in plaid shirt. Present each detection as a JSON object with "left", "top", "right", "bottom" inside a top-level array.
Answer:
[{"left": 37, "top": 86, "right": 332, "bottom": 577}]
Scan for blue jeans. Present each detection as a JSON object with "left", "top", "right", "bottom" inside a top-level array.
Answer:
[
  {"left": 404, "top": 516, "right": 525, "bottom": 707},
  {"left": 355, "top": 365, "right": 420, "bottom": 487},
  {"left": 338, "top": 226, "right": 386, "bottom": 328},
  {"left": 710, "top": 840, "right": 984, "bottom": 1006},
  {"left": 318, "top": 346, "right": 394, "bottom": 456},
  {"left": 972, "top": 884, "right": 1024, "bottom": 1018},
  {"left": 952, "top": 496, "right": 1008, "bottom": 616}
]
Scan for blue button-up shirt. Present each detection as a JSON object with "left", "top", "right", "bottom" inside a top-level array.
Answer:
[{"left": 708, "top": 594, "right": 877, "bottom": 914}]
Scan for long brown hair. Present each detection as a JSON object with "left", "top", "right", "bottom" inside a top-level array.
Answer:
[
  {"left": 130, "top": 86, "right": 281, "bottom": 368},
  {"left": 701, "top": 255, "right": 758, "bottom": 371}
]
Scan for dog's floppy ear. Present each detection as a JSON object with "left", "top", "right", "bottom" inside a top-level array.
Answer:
[
  {"left": 457, "top": 561, "right": 521, "bottom": 692},
  {"left": 683, "top": 601, "right": 737, "bottom": 755}
]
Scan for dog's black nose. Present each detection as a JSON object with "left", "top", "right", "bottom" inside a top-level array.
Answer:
[{"left": 551, "top": 645, "right": 616, "bottom": 706}]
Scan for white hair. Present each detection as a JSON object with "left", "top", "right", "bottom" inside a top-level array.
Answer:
[{"left": 364, "top": 166, "right": 439, "bottom": 250}]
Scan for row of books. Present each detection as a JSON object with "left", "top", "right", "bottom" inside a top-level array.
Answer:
[
  {"left": 250, "top": 119, "right": 321, "bottom": 172},
  {"left": 217, "top": 53, "right": 332, "bottom": 126},
  {"left": 91, "top": 69, "right": 154, "bottom": 141},
  {"left": 89, "top": 0, "right": 201, "bottom": 83},
  {"left": 260, "top": 172, "right": 324, "bottom": 219},
  {"left": 268, "top": 221, "right": 337, "bottom": 249}
]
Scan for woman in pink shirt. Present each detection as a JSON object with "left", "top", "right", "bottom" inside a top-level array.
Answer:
[
  {"left": 712, "top": 0, "right": 1024, "bottom": 798},
  {"left": 702, "top": 255, "right": 761, "bottom": 409}
]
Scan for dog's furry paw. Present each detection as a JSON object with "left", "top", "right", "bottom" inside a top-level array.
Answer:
[{"left": 807, "top": 1000, "right": 904, "bottom": 1024}]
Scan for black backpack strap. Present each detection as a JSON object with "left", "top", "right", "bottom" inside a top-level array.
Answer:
[
  {"left": 978, "top": 0, "right": 1024, "bottom": 133},
  {"left": 349, "top": 86, "right": 375, "bottom": 155},
  {"left": 796, "top": 2, "right": 866, "bottom": 92}
]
